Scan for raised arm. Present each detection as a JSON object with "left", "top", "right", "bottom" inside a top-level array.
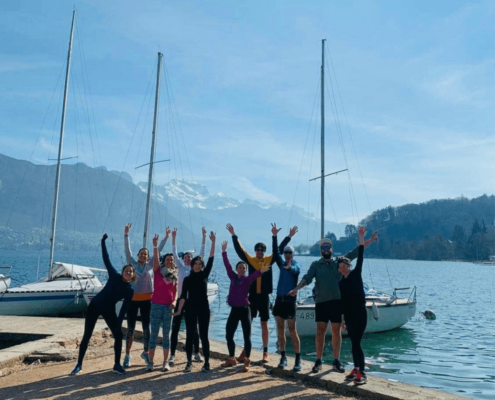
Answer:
[
  {"left": 101, "top": 234, "right": 118, "bottom": 278},
  {"left": 278, "top": 225, "right": 298, "bottom": 254},
  {"left": 204, "top": 231, "right": 216, "bottom": 278},
  {"left": 364, "top": 231, "right": 378, "bottom": 249},
  {"left": 123, "top": 223, "right": 134, "bottom": 265},
  {"left": 152, "top": 234, "right": 160, "bottom": 271},
  {"left": 221, "top": 241, "right": 235, "bottom": 281},
  {"left": 227, "top": 223, "right": 250, "bottom": 263},
  {"left": 271, "top": 224, "right": 282, "bottom": 269},
  {"left": 171, "top": 228, "right": 183, "bottom": 268},
  {"left": 157, "top": 226, "right": 170, "bottom": 253},
  {"left": 200, "top": 227, "right": 206, "bottom": 259},
  {"left": 354, "top": 226, "right": 366, "bottom": 275}
]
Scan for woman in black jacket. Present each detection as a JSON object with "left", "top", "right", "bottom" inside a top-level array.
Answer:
[
  {"left": 172, "top": 231, "right": 216, "bottom": 373},
  {"left": 70, "top": 234, "right": 136, "bottom": 376}
]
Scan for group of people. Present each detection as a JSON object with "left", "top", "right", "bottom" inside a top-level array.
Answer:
[{"left": 70, "top": 222, "right": 377, "bottom": 385}]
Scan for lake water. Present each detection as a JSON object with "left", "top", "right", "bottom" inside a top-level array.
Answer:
[{"left": 1, "top": 248, "right": 494, "bottom": 399}]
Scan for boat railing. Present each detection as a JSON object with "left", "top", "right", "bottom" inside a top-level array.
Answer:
[{"left": 0, "top": 265, "right": 12, "bottom": 274}]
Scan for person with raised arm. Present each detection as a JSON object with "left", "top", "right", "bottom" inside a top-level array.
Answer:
[
  {"left": 146, "top": 234, "right": 178, "bottom": 372},
  {"left": 220, "top": 240, "right": 270, "bottom": 372},
  {"left": 225, "top": 223, "right": 292, "bottom": 363},
  {"left": 171, "top": 231, "right": 216, "bottom": 373},
  {"left": 168, "top": 227, "right": 206, "bottom": 366},
  {"left": 271, "top": 223, "right": 301, "bottom": 372},
  {"left": 339, "top": 226, "right": 377, "bottom": 384},
  {"left": 123, "top": 223, "right": 169, "bottom": 368},
  {"left": 70, "top": 234, "right": 136, "bottom": 376},
  {"left": 289, "top": 231, "right": 377, "bottom": 374}
]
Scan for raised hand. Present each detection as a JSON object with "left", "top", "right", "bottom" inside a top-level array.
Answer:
[
  {"left": 358, "top": 226, "right": 366, "bottom": 236},
  {"left": 124, "top": 223, "right": 132, "bottom": 236},
  {"left": 153, "top": 234, "right": 159, "bottom": 247},
  {"left": 370, "top": 231, "right": 378, "bottom": 242},
  {"left": 172, "top": 227, "right": 178, "bottom": 239},
  {"left": 271, "top": 223, "right": 282, "bottom": 236},
  {"left": 260, "top": 263, "right": 271, "bottom": 274},
  {"left": 209, "top": 231, "right": 216, "bottom": 242},
  {"left": 289, "top": 226, "right": 298, "bottom": 237},
  {"left": 202, "top": 227, "right": 207, "bottom": 238},
  {"left": 226, "top": 223, "right": 235, "bottom": 236},
  {"left": 102, "top": 233, "right": 108, "bottom": 241},
  {"left": 221, "top": 240, "right": 228, "bottom": 252},
  {"left": 165, "top": 226, "right": 171, "bottom": 239}
]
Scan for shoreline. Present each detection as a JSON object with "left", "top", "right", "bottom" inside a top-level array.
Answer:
[{"left": 0, "top": 316, "right": 468, "bottom": 400}]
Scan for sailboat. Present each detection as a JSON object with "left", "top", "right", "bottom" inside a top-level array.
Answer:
[
  {"left": 0, "top": 11, "right": 104, "bottom": 316},
  {"left": 294, "top": 40, "right": 416, "bottom": 336}
]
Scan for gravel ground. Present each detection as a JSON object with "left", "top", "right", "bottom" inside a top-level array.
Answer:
[{"left": 0, "top": 340, "right": 357, "bottom": 400}]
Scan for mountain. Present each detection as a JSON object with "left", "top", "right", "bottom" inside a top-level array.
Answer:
[
  {"left": 138, "top": 179, "right": 348, "bottom": 247},
  {"left": 0, "top": 154, "right": 347, "bottom": 252}
]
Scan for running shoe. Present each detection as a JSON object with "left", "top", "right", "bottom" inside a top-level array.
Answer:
[
  {"left": 162, "top": 362, "right": 170, "bottom": 372},
  {"left": 312, "top": 359, "right": 322, "bottom": 373},
  {"left": 201, "top": 361, "right": 210, "bottom": 373},
  {"left": 345, "top": 368, "right": 358, "bottom": 381},
  {"left": 184, "top": 361, "right": 193, "bottom": 372},
  {"left": 112, "top": 364, "right": 126, "bottom": 375},
  {"left": 123, "top": 354, "right": 132, "bottom": 368},
  {"left": 354, "top": 371, "right": 367, "bottom": 385},
  {"left": 168, "top": 355, "right": 175, "bottom": 367},
  {"left": 70, "top": 364, "right": 82, "bottom": 376},
  {"left": 293, "top": 360, "right": 302, "bottom": 372},
  {"left": 194, "top": 353, "right": 203, "bottom": 362},
  {"left": 146, "top": 361, "right": 154, "bottom": 372},
  {"left": 278, "top": 356, "right": 288, "bottom": 369},
  {"left": 332, "top": 358, "right": 345, "bottom": 373},
  {"left": 140, "top": 352, "right": 150, "bottom": 364}
]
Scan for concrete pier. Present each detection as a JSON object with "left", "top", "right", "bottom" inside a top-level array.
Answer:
[{"left": 0, "top": 316, "right": 467, "bottom": 400}]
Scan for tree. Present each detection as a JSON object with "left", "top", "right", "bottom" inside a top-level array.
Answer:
[
  {"left": 344, "top": 224, "right": 357, "bottom": 238},
  {"left": 294, "top": 244, "right": 310, "bottom": 255},
  {"left": 324, "top": 232, "right": 337, "bottom": 242}
]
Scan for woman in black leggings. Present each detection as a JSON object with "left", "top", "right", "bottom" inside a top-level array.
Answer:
[
  {"left": 220, "top": 240, "right": 270, "bottom": 372},
  {"left": 172, "top": 231, "right": 215, "bottom": 373},
  {"left": 338, "top": 226, "right": 377, "bottom": 384},
  {"left": 70, "top": 234, "right": 136, "bottom": 376}
]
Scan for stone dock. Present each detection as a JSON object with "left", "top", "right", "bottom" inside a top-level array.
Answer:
[{"left": 0, "top": 316, "right": 467, "bottom": 400}]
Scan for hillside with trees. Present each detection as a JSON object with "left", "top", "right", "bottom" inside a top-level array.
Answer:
[{"left": 306, "top": 195, "right": 495, "bottom": 261}]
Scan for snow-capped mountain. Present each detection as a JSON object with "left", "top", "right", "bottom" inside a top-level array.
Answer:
[{"left": 137, "top": 179, "right": 347, "bottom": 246}]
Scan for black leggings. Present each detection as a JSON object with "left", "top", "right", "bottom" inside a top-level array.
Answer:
[
  {"left": 126, "top": 299, "right": 151, "bottom": 352},
  {"left": 184, "top": 306, "right": 210, "bottom": 363},
  {"left": 226, "top": 306, "right": 252, "bottom": 358},
  {"left": 170, "top": 303, "right": 199, "bottom": 356},
  {"left": 78, "top": 302, "right": 123, "bottom": 366},
  {"left": 345, "top": 305, "right": 368, "bottom": 372}
]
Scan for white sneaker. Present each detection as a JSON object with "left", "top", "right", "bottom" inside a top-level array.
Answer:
[
  {"left": 162, "top": 363, "right": 171, "bottom": 372},
  {"left": 169, "top": 355, "right": 175, "bottom": 366},
  {"left": 194, "top": 353, "right": 203, "bottom": 362}
]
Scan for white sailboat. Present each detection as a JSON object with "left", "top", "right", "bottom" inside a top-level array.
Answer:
[
  {"left": 294, "top": 40, "right": 416, "bottom": 336},
  {"left": 0, "top": 11, "right": 104, "bottom": 316}
]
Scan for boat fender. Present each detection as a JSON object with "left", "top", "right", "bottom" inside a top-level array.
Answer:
[
  {"left": 372, "top": 301, "right": 379, "bottom": 320},
  {"left": 421, "top": 309, "right": 436, "bottom": 320}
]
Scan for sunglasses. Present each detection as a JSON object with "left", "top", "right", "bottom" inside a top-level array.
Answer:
[
  {"left": 321, "top": 245, "right": 332, "bottom": 251},
  {"left": 284, "top": 251, "right": 293, "bottom": 254}
]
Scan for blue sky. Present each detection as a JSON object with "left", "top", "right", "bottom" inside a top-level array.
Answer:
[{"left": 0, "top": 0, "right": 493, "bottom": 225}]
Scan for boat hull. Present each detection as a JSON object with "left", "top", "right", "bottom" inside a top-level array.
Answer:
[
  {"left": 0, "top": 276, "right": 11, "bottom": 293},
  {"left": 294, "top": 299, "right": 416, "bottom": 336}
]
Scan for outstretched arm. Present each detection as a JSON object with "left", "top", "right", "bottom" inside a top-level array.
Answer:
[
  {"left": 355, "top": 226, "right": 366, "bottom": 275},
  {"left": 123, "top": 223, "right": 134, "bottom": 265},
  {"left": 200, "top": 227, "right": 206, "bottom": 259},
  {"left": 101, "top": 234, "right": 118, "bottom": 278},
  {"left": 271, "top": 224, "right": 282, "bottom": 269},
  {"left": 227, "top": 223, "right": 250, "bottom": 263},
  {"left": 364, "top": 231, "right": 378, "bottom": 249},
  {"left": 204, "top": 231, "right": 216, "bottom": 278},
  {"left": 153, "top": 234, "right": 160, "bottom": 271},
  {"left": 278, "top": 226, "right": 297, "bottom": 254},
  {"left": 157, "top": 226, "right": 170, "bottom": 253},
  {"left": 221, "top": 241, "right": 235, "bottom": 281}
]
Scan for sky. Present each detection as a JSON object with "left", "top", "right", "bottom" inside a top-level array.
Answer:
[{"left": 0, "top": 0, "right": 493, "bottom": 225}]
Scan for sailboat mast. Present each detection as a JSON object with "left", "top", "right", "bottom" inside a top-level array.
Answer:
[
  {"left": 143, "top": 52, "right": 163, "bottom": 248},
  {"left": 320, "top": 39, "right": 326, "bottom": 239},
  {"left": 48, "top": 10, "right": 76, "bottom": 280}
]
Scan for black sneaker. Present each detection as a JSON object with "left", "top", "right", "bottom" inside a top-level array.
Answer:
[
  {"left": 293, "top": 360, "right": 302, "bottom": 372},
  {"left": 112, "top": 364, "right": 126, "bottom": 375},
  {"left": 184, "top": 362, "right": 193, "bottom": 373},
  {"left": 70, "top": 363, "right": 82, "bottom": 376},
  {"left": 332, "top": 359, "right": 345, "bottom": 373},
  {"left": 278, "top": 356, "right": 288, "bottom": 369},
  {"left": 354, "top": 371, "right": 367, "bottom": 385},
  {"left": 312, "top": 359, "right": 322, "bottom": 373},
  {"left": 201, "top": 361, "right": 210, "bottom": 373}
]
